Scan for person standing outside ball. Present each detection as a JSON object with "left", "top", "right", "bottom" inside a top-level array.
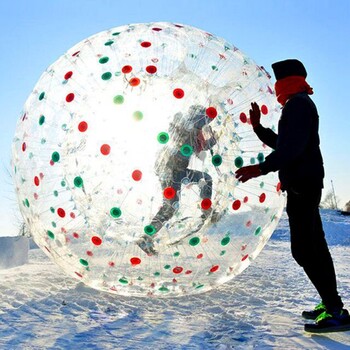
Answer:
[{"left": 235, "top": 59, "right": 350, "bottom": 333}]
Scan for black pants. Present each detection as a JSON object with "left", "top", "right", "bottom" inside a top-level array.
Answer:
[
  {"left": 150, "top": 168, "right": 212, "bottom": 233},
  {"left": 286, "top": 186, "right": 343, "bottom": 311}
]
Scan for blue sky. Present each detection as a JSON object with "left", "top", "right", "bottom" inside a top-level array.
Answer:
[{"left": 1, "top": 0, "right": 349, "bottom": 234}]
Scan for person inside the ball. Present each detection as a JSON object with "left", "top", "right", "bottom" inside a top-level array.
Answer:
[{"left": 137, "top": 105, "right": 218, "bottom": 255}]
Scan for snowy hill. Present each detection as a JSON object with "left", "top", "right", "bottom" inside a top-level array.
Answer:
[
  {"left": 0, "top": 209, "right": 349, "bottom": 349},
  {"left": 272, "top": 209, "right": 350, "bottom": 246}
]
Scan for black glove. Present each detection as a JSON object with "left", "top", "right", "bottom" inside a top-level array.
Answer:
[{"left": 249, "top": 102, "right": 261, "bottom": 129}]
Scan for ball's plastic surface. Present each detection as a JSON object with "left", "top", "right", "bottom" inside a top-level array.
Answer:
[{"left": 12, "top": 22, "right": 285, "bottom": 297}]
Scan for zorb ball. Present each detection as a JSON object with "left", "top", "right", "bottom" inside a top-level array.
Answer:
[{"left": 12, "top": 22, "right": 285, "bottom": 297}]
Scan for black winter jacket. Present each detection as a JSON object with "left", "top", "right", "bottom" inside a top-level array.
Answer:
[{"left": 255, "top": 92, "right": 324, "bottom": 190}]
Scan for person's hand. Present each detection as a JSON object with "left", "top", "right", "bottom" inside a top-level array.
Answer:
[
  {"left": 211, "top": 129, "right": 219, "bottom": 140},
  {"left": 235, "top": 165, "right": 262, "bottom": 183},
  {"left": 249, "top": 102, "right": 261, "bottom": 129},
  {"left": 204, "top": 125, "right": 216, "bottom": 136},
  {"left": 197, "top": 151, "right": 206, "bottom": 161}
]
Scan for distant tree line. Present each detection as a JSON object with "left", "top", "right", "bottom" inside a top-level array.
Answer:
[
  {"left": 345, "top": 200, "right": 350, "bottom": 212},
  {"left": 320, "top": 190, "right": 350, "bottom": 212},
  {"left": 320, "top": 190, "right": 339, "bottom": 210}
]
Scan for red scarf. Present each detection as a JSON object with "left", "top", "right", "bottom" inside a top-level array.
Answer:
[{"left": 275, "top": 76, "right": 313, "bottom": 106}]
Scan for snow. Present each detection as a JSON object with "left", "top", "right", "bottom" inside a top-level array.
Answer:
[
  {"left": 0, "top": 209, "right": 349, "bottom": 349},
  {"left": 0, "top": 236, "right": 29, "bottom": 269}
]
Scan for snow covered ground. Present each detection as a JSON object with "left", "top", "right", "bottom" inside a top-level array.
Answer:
[{"left": 0, "top": 209, "right": 349, "bottom": 349}]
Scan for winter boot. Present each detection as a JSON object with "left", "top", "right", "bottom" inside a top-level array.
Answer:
[
  {"left": 136, "top": 235, "right": 158, "bottom": 256},
  {"left": 304, "top": 309, "right": 350, "bottom": 333},
  {"left": 302, "top": 302, "right": 326, "bottom": 320}
]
